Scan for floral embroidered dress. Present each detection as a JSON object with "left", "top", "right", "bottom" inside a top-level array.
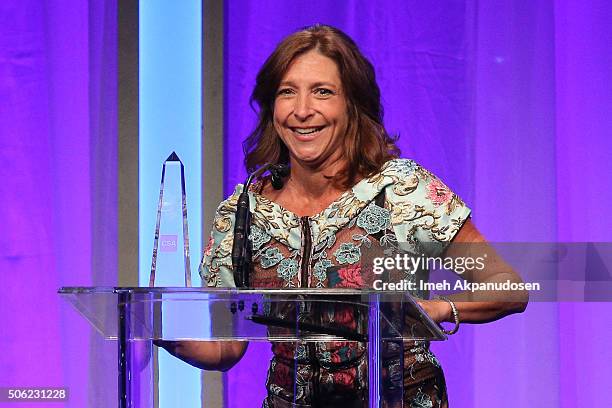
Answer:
[{"left": 200, "top": 159, "right": 471, "bottom": 408}]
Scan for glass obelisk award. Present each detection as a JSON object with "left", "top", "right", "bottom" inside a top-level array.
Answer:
[{"left": 149, "top": 152, "right": 192, "bottom": 287}]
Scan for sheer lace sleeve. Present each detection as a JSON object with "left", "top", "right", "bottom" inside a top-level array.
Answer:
[{"left": 198, "top": 186, "right": 243, "bottom": 287}]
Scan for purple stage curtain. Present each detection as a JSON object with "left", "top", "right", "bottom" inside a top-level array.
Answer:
[
  {"left": 224, "top": 1, "right": 612, "bottom": 407},
  {"left": 1, "top": 1, "right": 611, "bottom": 407},
  {"left": 0, "top": 1, "right": 117, "bottom": 406}
]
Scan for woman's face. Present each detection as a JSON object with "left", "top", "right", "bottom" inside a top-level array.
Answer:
[{"left": 273, "top": 50, "right": 348, "bottom": 169}]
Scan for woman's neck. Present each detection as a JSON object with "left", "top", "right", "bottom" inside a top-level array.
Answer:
[
  {"left": 261, "top": 158, "right": 348, "bottom": 217},
  {"left": 285, "top": 159, "right": 343, "bottom": 199}
]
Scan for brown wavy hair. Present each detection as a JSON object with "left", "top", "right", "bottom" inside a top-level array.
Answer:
[{"left": 243, "top": 24, "right": 400, "bottom": 189}]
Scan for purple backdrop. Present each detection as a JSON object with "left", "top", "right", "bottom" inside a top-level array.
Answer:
[
  {"left": 0, "top": 1, "right": 117, "bottom": 407},
  {"left": 1, "top": 1, "right": 611, "bottom": 407}
]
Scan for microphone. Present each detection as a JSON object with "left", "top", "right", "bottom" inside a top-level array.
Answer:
[
  {"left": 269, "top": 163, "right": 289, "bottom": 190},
  {"left": 232, "top": 163, "right": 289, "bottom": 287}
]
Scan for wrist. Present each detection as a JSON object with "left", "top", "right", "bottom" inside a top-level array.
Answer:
[
  {"left": 441, "top": 299, "right": 453, "bottom": 323},
  {"left": 436, "top": 296, "right": 460, "bottom": 335}
]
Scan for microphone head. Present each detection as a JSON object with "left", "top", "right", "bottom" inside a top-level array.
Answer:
[
  {"left": 270, "top": 175, "right": 284, "bottom": 190},
  {"left": 274, "top": 163, "right": 290, "bottom": 177},
  {"left": 270, "top": 163, "right": 289, "bottom": 190}
]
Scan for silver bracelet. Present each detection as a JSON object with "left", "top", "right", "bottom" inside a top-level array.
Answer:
[{"left": 437, "top": 296, "right": 460, "bottom": 335}]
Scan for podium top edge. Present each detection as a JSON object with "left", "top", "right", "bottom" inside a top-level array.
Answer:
[{"left": 57, "top": 287, "right": 413, "bottom": 296}]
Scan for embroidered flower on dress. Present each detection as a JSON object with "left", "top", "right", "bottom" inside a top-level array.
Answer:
[
  {"left": 410, "top": 345, "right": 441, "bottom": 368},
  {"left": 214, "top": 215, "right": 232, "bottom": 233},
  {"left": 332, "top": 368, "right": 357, "bottom": 387},
  {"left": 336, "top": 264, "right": 364, "bottom": 288},
  {"left": 387, "top": 359, "right": 402, "bottom": 387},
  {"left": 334, "top": 243, "right": 361, "bottom": 264},
  {"left": 277, "top": 258, "right": 299, "bottom": 281},
  {"left": 319, "top": 351, "right": 331, "bottom": 363},
  {"left": 390, "top": 202, "right": 413, "bottom": 225},
  {"left": 295, "top": 344, "right": 307, "bottom": 360},
  {"left": 391, "top": 159, "right": 417, "bottom": 177},
  {"left": 313, "top": 259, "right": 333, "bottom": 282},
  {"left": 203, "top": 236, "right": 214, "bottom": 258},
  {"left": 249, "top": 225, "right": 271, "bottom": 250},
  {"left": 410, "top": 389, "right": 434, "bottom": 408},
  {"left": 356, "top": 202, "right": 391, "bottom": 234},
  {"left": 426, "top": 178, "right": 453, "bottom": 206},
  {"left": 199, "top": 263, "right": 211, "bottom": 280},
  {"left": 260, "top": 247, "right": 284, "bottom": 268}
]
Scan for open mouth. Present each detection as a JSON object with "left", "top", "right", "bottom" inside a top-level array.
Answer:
[{"left": 291, "top": 126, "right": 325, "bottom": 135}]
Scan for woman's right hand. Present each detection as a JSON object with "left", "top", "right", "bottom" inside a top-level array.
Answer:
[{"left": 154, "top": 340, "right": 248, "bottom": 371}]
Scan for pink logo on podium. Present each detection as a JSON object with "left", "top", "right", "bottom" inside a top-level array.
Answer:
[{"left": 160, "top": 235, "right": 178, "bottom": 252}]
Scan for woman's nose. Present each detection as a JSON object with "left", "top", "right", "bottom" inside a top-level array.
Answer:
[{"left": 293, "top": 95, "right": 314, "bottom": 121}]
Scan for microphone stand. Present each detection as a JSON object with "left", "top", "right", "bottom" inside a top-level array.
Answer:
[{"left": 232, "top": 163, "right": 288, "bottom": 287}]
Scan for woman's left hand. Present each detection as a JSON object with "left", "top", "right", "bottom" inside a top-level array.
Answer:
[{"left": 416, "top": 299, "right": 452, "bottom": 323}]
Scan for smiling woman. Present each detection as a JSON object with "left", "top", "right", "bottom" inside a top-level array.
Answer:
[
  {"left": 244, "top": 25, "right": 400, "bottom": 191},
  {"left": 272, "top": 50, "right": 348, "bottom": 168},
  {"left": 157, "top": 24, "right": 528, "bottom": 408}
]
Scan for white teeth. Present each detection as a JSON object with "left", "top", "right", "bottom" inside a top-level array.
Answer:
[{"left": 294, "top": 127, "right": 322, "bottom": 135}]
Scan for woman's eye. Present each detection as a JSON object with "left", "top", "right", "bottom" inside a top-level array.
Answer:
[
  {"left": 314, "top": 88, "right": 333, "bottom": 96},
  {"left": 276, "top": 88, "right": 294, "bottom": 96}
]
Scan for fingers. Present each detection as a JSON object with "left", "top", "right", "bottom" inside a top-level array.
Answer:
[{"left": 153, "top": 339, "right": 177, "bottom": 353}]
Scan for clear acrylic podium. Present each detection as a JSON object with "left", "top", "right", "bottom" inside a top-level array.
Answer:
[{"left": 59, "top": 287, "right": 446, "bottom": 407}]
